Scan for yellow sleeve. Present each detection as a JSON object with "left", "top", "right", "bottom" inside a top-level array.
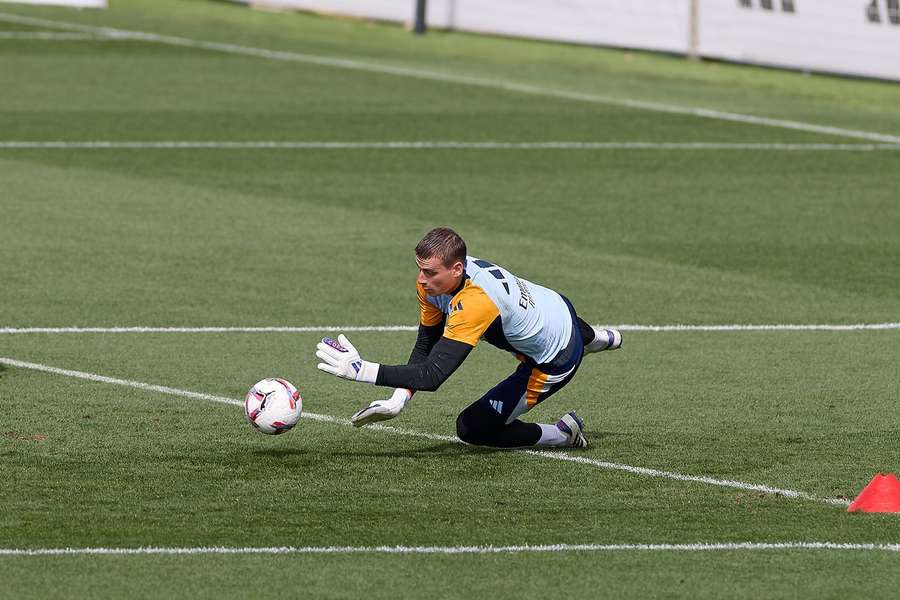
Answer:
[
  {"left": 417, "top": 282, "right": 445, "bottom": 327},
  {"left": 443, "top": 284, "right": 500, "bottom": 347}
]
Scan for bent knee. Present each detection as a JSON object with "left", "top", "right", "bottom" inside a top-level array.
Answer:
[
  {"left": 457, "top": 410, "right": 494, "bottom": 445},
  {"left": 456, "top": 412, "right": 476, "bottom": 444}
]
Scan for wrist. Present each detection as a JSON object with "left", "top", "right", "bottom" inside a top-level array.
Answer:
[
  {"left": 356, "top": 360, "right": 379, "bottom": 384},
  {"left": 390, "top": 387, "right": 412, "bottom": 404}
]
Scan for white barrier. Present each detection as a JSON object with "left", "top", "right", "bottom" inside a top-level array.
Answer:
[
  {"left": 699, "top": 1, "right": 900, "bottom": 81},
  {"left": 444, "top": 0, "right": 688, "bottom": 54},
  {"left": 0, "top": 0, "right": 107, "bottom": 7},
  {"left": 244, "top": 0, "right": 688, "bottom": 53},
  {"left": 236, "top": 0, "right": 413, "bottom": 23},
  {"left": 234, "top": 0, "right": 900, "bottom": 82}
]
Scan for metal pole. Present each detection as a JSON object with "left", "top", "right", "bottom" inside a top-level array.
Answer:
[
  {"left": 413, "top": 0, "right": 427, "bottom": 35},
  {"left": 688, "top": 0, "right": 699, "bottom": 60}
]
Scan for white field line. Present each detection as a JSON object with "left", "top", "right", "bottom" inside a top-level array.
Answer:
[
  {"left": 0, "top": 357, "right": 850, "bottom": 508},
  {"left": 0, "top": 326, "right": 419, "bottom": 334},
  {"left": 1, "top": 141, "right": 900, "bottom": 151},
  {"left": 0, "top": 12, "right": 898, "bottom": 145},
  {"left": 2, "top": 323, "right": 899, "bottom": 334},
  {"left": 3, "top": 542, "right": 900, "bottom": 557},
  {"left": 0, "top": 32, "right": 106, "bottom": 40}
]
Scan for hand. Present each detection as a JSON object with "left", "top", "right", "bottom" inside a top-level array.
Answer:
[
  {"left": 351, "top": 388, "right": 412, "bottom": 427},
  {"left": 316, "top": 334, "right": 379, "bottom": 383}
]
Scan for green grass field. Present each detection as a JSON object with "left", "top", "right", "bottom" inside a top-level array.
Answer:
[{"left": 1, "top": 1, "right": 899, "bottom": 597}]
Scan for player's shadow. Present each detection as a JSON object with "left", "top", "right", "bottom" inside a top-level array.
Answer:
[
  {"left": 333, "top": 443, "right": 508, "bottom": 458},
  {"left": 245, "top": 444, "right": 492, "bottom": 462},
  {"left": 249, "top": 431, "right": 626, "bottom": 460},
  {"left": 326, "top": 431, "right": 630, "bottom": 458}
]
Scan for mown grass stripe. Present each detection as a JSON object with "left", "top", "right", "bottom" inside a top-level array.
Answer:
[
  {"left": 1, "top": 324, "right": 898, "bottom": 334},
  {"left": 1, "top": 141, "right": 900, "bottom": 151},
  {"left": 0, "top": 12, "right": 898, "bottom": 144},
  {"left": 0, "top": 357, "right": 850, "bottom": 508}
]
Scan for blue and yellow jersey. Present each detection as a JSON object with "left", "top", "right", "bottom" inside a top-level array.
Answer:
[{"left": 417, "top": 256, "right": 572, "bottom": 365}]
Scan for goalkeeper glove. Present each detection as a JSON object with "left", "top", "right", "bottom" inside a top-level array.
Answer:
[
  {"left": 351, "top": 388, "right": 412, "bottom": 427},
  {"left": 315, "top": 334, "right": 379, "bottom": 383}
]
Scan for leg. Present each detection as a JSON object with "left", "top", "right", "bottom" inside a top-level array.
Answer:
[
  {"left": 456, "top": 399, "right": 543, "bottom": 448},
  {"left": 455, "top": 362, "right": 542, "bottom": 448},
  {"left": 576, "top": 316, "right": 622, "bottom": 353},
  {"left": 456, "top": 352, "right": 586, "bottom": 449},
  {"left": 576, "top": 316, "right": 596, "bottom": 345}
]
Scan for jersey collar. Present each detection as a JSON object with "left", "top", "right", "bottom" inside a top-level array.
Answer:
[{"left": 448, "top": 271, "right": 470, "bottom": 297}]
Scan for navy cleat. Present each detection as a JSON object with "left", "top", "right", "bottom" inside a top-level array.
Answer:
[
  {"left": 556, "top": 411, "right": 588, "bottom": 449},
  {"left": 585, "top": 327, "right": 622, "bottom": 354}
]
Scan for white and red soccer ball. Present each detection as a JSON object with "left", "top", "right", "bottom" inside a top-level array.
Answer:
[{"left": 244, "top": 378, "right": 302, "bottom": 435}]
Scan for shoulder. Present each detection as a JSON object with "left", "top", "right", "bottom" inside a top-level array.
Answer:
[
  {"left": 450, "top": 281, "right": 499, "bottom": 318},
  {"left": 443, "top": 281, "right": 500, "bottom": 346}
]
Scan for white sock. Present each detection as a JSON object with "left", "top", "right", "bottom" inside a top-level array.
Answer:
[
  {"left": 586, "top": 327, "right": 621, "bottom": 353},
  {"left": 537, "top": 423, "right": 570, "bottom": 447}
]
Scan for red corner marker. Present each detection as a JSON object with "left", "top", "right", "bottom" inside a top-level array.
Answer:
[{"left": 848, "top": 473, "right": 900, "bottom": 513}]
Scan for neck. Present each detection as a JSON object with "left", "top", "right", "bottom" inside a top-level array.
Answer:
[{"left": 447, "top": 272, "right": 466, "bottom": 296}]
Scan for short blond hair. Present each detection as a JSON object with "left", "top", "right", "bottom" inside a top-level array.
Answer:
[{"left": 415, "top": 227, "right": 466, "bottom": 267}]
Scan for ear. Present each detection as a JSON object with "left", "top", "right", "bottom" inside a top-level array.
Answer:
[{"left": 450, "top": 260, "right": 465, "bottom": 278}]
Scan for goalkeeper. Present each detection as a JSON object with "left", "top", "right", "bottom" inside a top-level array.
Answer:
[{"left": 315, "top": 227, "right": 621, "bottom": 449}]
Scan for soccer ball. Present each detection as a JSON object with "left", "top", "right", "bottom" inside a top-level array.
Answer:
[{"left": 244, "top": 378, "right": 302, "bottom": 435}]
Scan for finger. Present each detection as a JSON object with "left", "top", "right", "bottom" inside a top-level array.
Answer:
[
  {"left": 315, "top": 349, "right": 340, "bottom": 364},
  {"left": 351, "top": 408, "right": 372, "bottom": 427},
  {"left": 353, "top": 409, "right": 393, "bottom": 427},
  {"left": 351, "top": 408, "right": 378, "bottom": 427},
  {"left": 351, "top": 404, "right": 381, "bottom": 424},
  {"left": 320, "top": 337, "right": 348, "bottom": 353},
  {"left": 317, "top": 363, "right": 340, "bottom": 376},
  {"left": 316, "top": 343, "right": 340, "bottom": 358},
  {"left": 338, "top": 334, "right": 356, "bottom": 352},
  {"left": 352, "top": 403, "right": 381, "bottom": 418}
]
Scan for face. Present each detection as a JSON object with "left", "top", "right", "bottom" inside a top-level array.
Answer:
[{"left": 416, "top": 255, "right": 465, "bottom": 296}]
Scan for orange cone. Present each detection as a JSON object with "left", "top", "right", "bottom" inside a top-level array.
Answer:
[{"left": 847, "top": 473, "right": 900, "bottom": 513}]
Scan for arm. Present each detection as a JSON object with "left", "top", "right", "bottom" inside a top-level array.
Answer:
[
  {"left": 343, "top": 323, "right": 452, "bottom": 428},
  {"left": 381, "top": 320, "right": 444, "bottom": 401},
  {"left": 407, "top": 321, "right": 444, "bottom": 364},
  {"left": 348, "top": 321, "right": 446, "bottom": 425},
  {"left": 376, "top": 336, "right": 472, "bottom": 392},
  {"left": 316, "top": 285, "right": 496, "bottom": 388},
  {"left": 382, "top": 291, "right": 445, "bottom": 394},
  {"left": 316, "top": 283, "right": 498, "bottom": 427}
]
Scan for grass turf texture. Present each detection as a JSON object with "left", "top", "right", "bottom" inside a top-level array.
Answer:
[
  {"left": 4, "top": 552, "right": 900, "bottom": 600},
  {"left": 1, "top": 0, "right": 899, "bottom": 598}
]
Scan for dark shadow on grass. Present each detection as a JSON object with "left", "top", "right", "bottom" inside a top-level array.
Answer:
[
  {"left": 246, "top": 443, "right": 497, "bottom": 461},
  {"left": 250, "top": 433, "right": 627, "bottom": 460},
  {"left": 333, "top": 442, "right": 513, "bottom": 459},
  {"left": 250, "top": 448, "right": 308, "bottom": 458}
]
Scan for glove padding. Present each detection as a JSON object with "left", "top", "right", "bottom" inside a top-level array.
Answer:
[
  {"left": 351, "top": 388, "right": 412, "bottom": 427},
  {"left": 316, "top": 334, "right": 379, "bottom": 383}
]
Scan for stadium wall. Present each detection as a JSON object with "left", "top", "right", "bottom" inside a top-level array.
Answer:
[{"left": 232, "top": 0, "right": 900, "bottom": 82}]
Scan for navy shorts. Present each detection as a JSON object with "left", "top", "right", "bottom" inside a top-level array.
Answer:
[{"left": 463, "top": 296, "right": 584, "bottom": 427}]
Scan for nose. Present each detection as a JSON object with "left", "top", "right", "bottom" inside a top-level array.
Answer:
[{"left": 417, "top": 271, "right": 427, "bottom": 285}]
